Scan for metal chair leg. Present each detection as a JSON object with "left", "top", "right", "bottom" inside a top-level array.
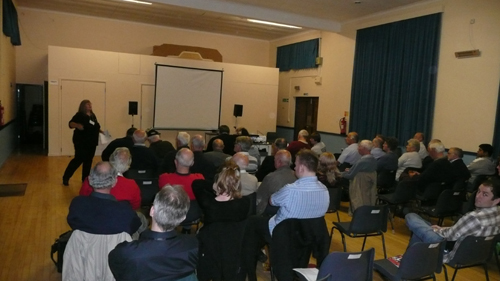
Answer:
[
  {"left": 381, "top": 232, "right": 387, "bottom": 259},
  {"left": 442, "top": 264, "right": 449, "bottom": 281}
]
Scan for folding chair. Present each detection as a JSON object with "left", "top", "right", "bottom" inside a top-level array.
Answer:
[
  {"left": 374, "top": 241, "right": 444, "bottom": 281},
  {"left": 330, "top": 205, "right": 389, "bottom": 258},
  {"left": 124, "top": 168, "right": 157, "bottom": 179},
  {"left": 418, "top": 189, "right": 462, "bottom": 226},
  {"left": 378, "top": 180, "right": 418, "bottom": 231},
  {"left": 294, "top": 248, "right": 375, "bottom": 281},
  {"left": 443, "top": 235, "right": 498, "bottom": 281}
]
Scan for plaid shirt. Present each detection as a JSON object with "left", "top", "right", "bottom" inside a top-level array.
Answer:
[{"left": 437, "top": 206, "right": 500, "bottom": 262}]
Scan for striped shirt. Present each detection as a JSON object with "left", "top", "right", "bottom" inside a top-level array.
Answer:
[
  {"left": 437, "top": 206, "right": 500, "bottom": 262},
  {"left": 268, "top": 176, "right": 329, "bottom": 234}
]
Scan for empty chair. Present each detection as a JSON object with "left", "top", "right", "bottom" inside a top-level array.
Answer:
[
  {"left": 134, "top": 178, "right": 159, "bottom": 207},
  {"left": 418, "top": 189, "right": 462, "bottom": 226},
  {"left": 330, "top": 205, "right": 389, "bottom": 258},
  {"left": 374, "top": 241, "right": 444, "bottom": 281},
  {"left": 377, "top": 169, "right": 397, "bottom": 193},
  {"left": 456, "top": 191, "right": 476, "bottom": 218},
  {"left": 378, "top": 180, "right": 418, "bottom": 231},
  {"left": 327, "top": 187, "right": 342, "bottom": 222},
  {"left": 443, "top": 235, "right": 498, "bottom": 281},
  {"left": 294, "top": 248, "right": 375, "bottom": 281},
  {"left": 124, "top": 168, "right": 157, "bottom": 179}
]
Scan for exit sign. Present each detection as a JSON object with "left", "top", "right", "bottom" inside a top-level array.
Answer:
[{"left": 282, "top": 98, "right": 289, "bottom": 102}]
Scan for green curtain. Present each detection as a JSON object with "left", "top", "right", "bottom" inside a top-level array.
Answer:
[
  {"left": 2, "top": 0, "right": 21, "bottom": 46},
  {"left": 276, "top": 38, "right": 318, "bottom": 72},
  {"left": 349, "top": 13, "right": 441, "bottom": 142}
]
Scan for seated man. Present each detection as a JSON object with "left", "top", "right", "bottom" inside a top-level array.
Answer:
[
  {"left": 405, "top": 179, "right": 500, "bottom": 263},
  {"left": 233, "top": 136, "right": 259, "bottom": 173},
  {"left": 256, "top": 138, "right": 288, "bottom": 182},
  {"left": 161, "top": 131, "right": 191, "bottom": 174},
  {"left": 68, "top": 161, "right": 141, "bottom": 235},
  {"left": 109, "top": 185, "right": 199, "bottom": 281},
  {"left": 256, "top": 150, "right": 296, "bottom": 216},
  {"left": 233, "top": 152, "right": 258, "bottom": 196},
  {"left": 101, "top": 127, "right": 136, "bottom": 161},
  {"left": 205, "top": 125, "right": 236, "bottom": 155},
  {"left": 370, "top": 137, "right": 385, "bottom": 160},
  {"left": 468, "top": 144, "right": 496, "bottom": 185},
  {"left": 447, "top": 147, "right": 471, "bottom": 182},
  {"left": 337, "top": 132, "right": 361, "bottom": 170},
  {"left": 309, "top": 132, "right": 326, "bottom": 156},
  {"left": 204, "top": 139, "right": 231, "bottom": 169},
  {"left": 80, "top": 147, "right": 141, "bottom": 210},
  {"left": 376, "top": 136, "right": 399, "bottom": 172},
  {"left": 190, "top": 134, "right": 216, "bottom": 181},
  {"left": 129, "top": 129, "right": 159, "bottom": 173},
  {"left": 396, "top": 138, "right": 422, "bottom": 180},
  {"left": 287, "top": 129, "right": 311, "bottom": 161},
  {"left": 159, "top": 148, "right": 204, "bottom": 234},
  {"left": 342, "top": 140, "right": 377, "bottom": 214},
  {"left": 146, "top": 129, "right": 175, "bottom": 161}
]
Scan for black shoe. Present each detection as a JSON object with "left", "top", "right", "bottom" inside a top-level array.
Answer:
[{"left": 63, "top": 178, "right": 69, "bottom": 186}]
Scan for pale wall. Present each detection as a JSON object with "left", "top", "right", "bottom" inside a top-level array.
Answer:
[
  {"left": 48, "top": 46, "right": 278, "bottom": 156},
  {"left": 16, "top": 8, "right": 272, "bottom": 85},
  {"left": 272, "top": 0, "right": 500, "bottom": 153}
]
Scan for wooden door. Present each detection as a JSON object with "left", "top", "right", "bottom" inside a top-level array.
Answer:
[{"left": 294, "top": 97, "right": 318, "bottom": 139}]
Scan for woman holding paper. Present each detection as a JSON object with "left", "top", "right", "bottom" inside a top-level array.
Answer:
[{"left": 62, "top": 100, "right": 102, "bottom": 186}]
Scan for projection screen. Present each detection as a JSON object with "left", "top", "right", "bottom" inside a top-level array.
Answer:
[{"left": 154, "top": 64, "right": 223, "bottom": 130}]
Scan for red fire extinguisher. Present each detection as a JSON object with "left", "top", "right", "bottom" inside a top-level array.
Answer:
[
  {"left": 0, "top": 100, "right": 4, "bottom": 126},
  {"left": 339, "top": 117, "right": 346, "bottom": 135}
]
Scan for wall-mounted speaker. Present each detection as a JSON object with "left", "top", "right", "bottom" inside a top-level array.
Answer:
[
  {"left": 129, "top": 101, "right": 138, "bottom": 115},
  {"left": 233, "top": 104, "right": 243, "bottom": 117}
]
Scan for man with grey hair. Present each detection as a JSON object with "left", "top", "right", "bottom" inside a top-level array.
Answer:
[
  {"left": 68, "top": 161, "right": 141, "bottom": 235},
  {"left": 161, "top": 132, "right": 191, "bottom": 174},
  {"left": 190, "top": 134, "right": 216, "bottom": 181},
  {"left": 80, "top": 147, "right": 141, "bottom": 210},
  {"left": 159, "top": 148, "right": 204, "bottom": 234},
  {"left": 286, "top": 129, "right": 311, "bottom": 161},
  {"left": 129, "top": 129, "right": 159, "bottom": 173},
  {"left": 233, "top": 136, "right": 259, "bottom": 173},
  {"left": 396, "top": 138, "right": 422, "bottom": 180},
  {"left": 233, "top": 152, "right": 258, "bottom": 196},
  {"left": 342, "top": 140, "right": 378, "bottom": 214},
  {"left": 256, "top": 149, "right": 296, "bottom": 215},
  {"left": 256, "top": 138, "right": 288, "bottom": 181},
  {"left": 109, "top": 185, "right": 198, "bottom": 280},
  {"left": 337, "top": 131, "right": 361, "bottom": 169},
  {"left": 410, "top": 140, "right": 456, "bottom": 195},
  {"left": 204, "top": 139, "right": 231, "bottom": 169}
]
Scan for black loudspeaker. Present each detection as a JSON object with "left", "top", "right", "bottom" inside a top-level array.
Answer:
[
  {"left": 233, "top": 104, "right": 243, "bottom": 117},
  {"left": 128, "top": 101, "right": 138, "bottom": 115}
]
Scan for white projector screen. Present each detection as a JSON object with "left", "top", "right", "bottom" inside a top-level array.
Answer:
[{"left": 154, "top": 64, "right": 223, "bottom": 130}]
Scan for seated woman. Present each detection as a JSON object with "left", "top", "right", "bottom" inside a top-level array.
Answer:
[
  {"left": 192, "top": 160, "right": 250, "bottom": 281},
  {"left": 317, "top": 152, "right": 340, "bottom": 188}
]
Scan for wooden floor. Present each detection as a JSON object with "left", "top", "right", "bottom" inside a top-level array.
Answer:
[{"left": 0, "top": 151, "right": 497, "bottom": 281}]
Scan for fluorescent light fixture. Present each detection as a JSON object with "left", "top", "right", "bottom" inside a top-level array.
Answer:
[
  {"left": 122, "top": 0, "right": 152, "bottom": 5},
  {"left": 247, "top": 19, "right": 302, "bottom": 29}
]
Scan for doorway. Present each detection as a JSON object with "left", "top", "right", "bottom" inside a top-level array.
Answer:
[
  {"left": 294, "top": 97, "right": 319, "bottom": 139},
  {"left": 16, "top": 83, "right": 46, "bottom": 154}
]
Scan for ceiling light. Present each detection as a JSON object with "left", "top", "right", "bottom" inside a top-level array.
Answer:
[
  {"left": 247, "top": 19, "right": 302, "bottom": 29},
  {"left": 122, "top": 0, "right": 152, "bottom": 5}
]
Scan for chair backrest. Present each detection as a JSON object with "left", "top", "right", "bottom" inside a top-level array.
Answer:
[
  {"left": 447, "top": 235, "right": 497, "bottom": 267},
  {"left": 63, "top": 230, "right": 132, "bottom": 281},
  {"left": 459, "top": 191, "right": 477, "bottom": 216},
  {"left": 433, "top": 189, "right": 462, "bottom": 215},
  {"left": 134, "top": 178, "right": 159, "bottom": 206},
  {"left": 349, "top": 205, "right": 388, "bottom": 234},
  {"left": 397, "top": 241, "right": 444, "bottom": 280},
  {"left": 470, "top": 174, "right": 492, "bottom": 192},
  {"left": 124, "top": 169, "right": 157, "bottom": 179},
  {"left": 317, "top": 248, "right": 375, "bottom": 281},
  {"left": 377, "top": 169, "right": 396, "bottom": 188},
  {"left": 392, "top": 180, "right": 418, "bottom": 203}
]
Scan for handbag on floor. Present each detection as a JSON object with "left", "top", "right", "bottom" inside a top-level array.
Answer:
[{"left": 50, "top": 230, "right": 73, "bottom": 273}]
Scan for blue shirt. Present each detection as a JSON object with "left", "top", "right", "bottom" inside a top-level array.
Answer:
[
  {"left": 268, "top": 176, "right": 329, "bottom": 234},
  {"left": 338, "top": 143, "right": 361, "bottom": 165}
]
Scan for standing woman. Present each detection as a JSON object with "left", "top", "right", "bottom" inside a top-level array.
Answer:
[{"left": 62, "top": 100, "right": 102, "bottom": 186}]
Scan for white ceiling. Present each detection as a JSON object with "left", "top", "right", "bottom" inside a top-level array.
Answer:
[{"left": 16, "top": 0, "right": 430, "bottom": 40}]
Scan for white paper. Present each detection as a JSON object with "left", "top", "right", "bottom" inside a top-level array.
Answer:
[
  {"left": 99, "top": 131, "right": 112, "bottom": 145},
  {"left": 293, "top": 268, "right": 319, "bottom": 281}
]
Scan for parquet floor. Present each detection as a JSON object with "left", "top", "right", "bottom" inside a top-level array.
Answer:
[{"left": 0, "top": 151, "right": 497, "bottom": 280}]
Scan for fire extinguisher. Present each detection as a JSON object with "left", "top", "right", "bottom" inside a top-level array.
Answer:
[
  {"left": 0, "top": 100, "right": 4, "bottom": 126},
  {"left": 339, "top": 117, "right": 346, "bottom": 135}
]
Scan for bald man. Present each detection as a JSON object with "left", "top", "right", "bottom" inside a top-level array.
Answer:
[
  {"left": 204, "top": 139, "right": 230, "bottom": 169},
  {"left": 286, "top": 129, "right": 311, "bottom": 161},
  {"left": 233, "top": 152, "right": 258, "bottom": 196},
  {"left": 129, "top": 129, "right": 159, "bottom": 174},
  {"left": 337, "top": 132, "right": 361, "bottom": 168}
]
